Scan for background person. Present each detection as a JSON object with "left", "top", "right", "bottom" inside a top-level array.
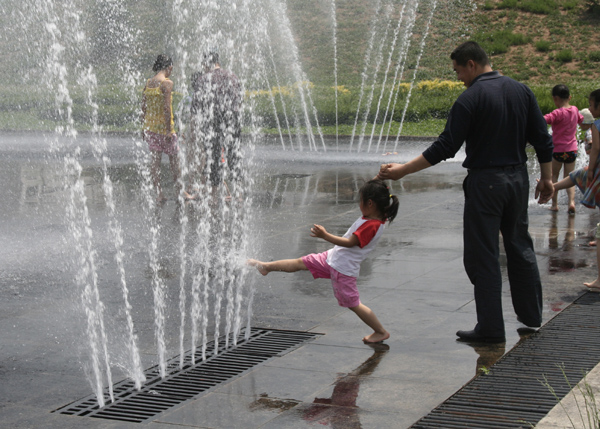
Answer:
[
  {"left": 188, "top": 49, "right": 242, "bottom": 201},
  {"left": 579, "top": 108, "right": 595, "bottom": 156},
  {"left": 378, "top": 41, "right": 553, "bottom": 343},
  {"left": 544, "top": 84, "right": 584, "bottom": 213},
  {"left": 141, "top": 54, "right": 180, "bottom": 203}
]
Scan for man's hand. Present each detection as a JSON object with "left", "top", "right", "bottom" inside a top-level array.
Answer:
[
  {"left": 535, "top": 178, "right": 554, "bottom": 204},
  {"left": 377, "top": 163, "right": 405, "bottom": 181},
  {"left": 310, "top": 224, "right": 327, "bottom": 239}
]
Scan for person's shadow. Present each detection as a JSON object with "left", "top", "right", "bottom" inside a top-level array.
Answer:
[{"left": 302, "top": 343, "right": 390, "bottom": 428}]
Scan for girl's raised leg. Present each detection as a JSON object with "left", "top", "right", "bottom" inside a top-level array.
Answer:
[{"left": 247, "top": 258, "right": 307, "bottom": 276}]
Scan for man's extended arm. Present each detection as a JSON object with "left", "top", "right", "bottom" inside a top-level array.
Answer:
[{"left": 377, "top": 155, "right": 432, "bottom": 181}]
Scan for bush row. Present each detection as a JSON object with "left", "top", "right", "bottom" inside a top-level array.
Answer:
[{"left": 1, "top": 80, "right": 599, "bottom": 132}]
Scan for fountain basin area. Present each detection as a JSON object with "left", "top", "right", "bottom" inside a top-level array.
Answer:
[{"left": 1, "top": 132, "right": 598, "bottom": 428}]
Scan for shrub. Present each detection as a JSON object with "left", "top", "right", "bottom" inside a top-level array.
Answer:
[
  {"left": 499, "top": 0, "right": 558, "bottom": 13},
  {"left": 474, "top": 30, "right": 531, "bottom": 56},
  {"left": 555, "top": 49, "right": 574, "bottom": 63},
  {"left": 589, "top": 51, "right": 600, "bottom": 62},
  {"left": 587, "top": 0, "right": 600, "bottom": 15},
  {"left": 498, "top": 0, "right": 518, "bottom": 8},
  {"left": 521, "top": 0, "right": 559, "bottom": 13},
  {"left": 535, "top": 40, "right": 552, "bottom": 52}
]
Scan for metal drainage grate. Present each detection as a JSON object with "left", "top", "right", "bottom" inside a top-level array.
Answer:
[
  {"left": 53, "top": 327, "right": 322, "bottom": 423},
  {"left": 411, "top": 291, "right": 600, "bottom": 428}
]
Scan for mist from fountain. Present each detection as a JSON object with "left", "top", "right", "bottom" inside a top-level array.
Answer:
[{"left": 393, "top": 0, "right": 439, "bottom": 152}]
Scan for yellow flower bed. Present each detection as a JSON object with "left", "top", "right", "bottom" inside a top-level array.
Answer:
[{"left": 416, "top": 79, "right": 464, "bottom": 91}]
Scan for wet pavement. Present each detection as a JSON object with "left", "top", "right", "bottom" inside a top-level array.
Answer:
[{"left": 0, "top": 133, "right": 598, "bottom": 428}]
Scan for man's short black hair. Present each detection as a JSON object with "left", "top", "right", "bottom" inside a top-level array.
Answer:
[
  {"left": 450, "top": 41, "right": 490, "bottom": 67},
  {"left": 203, "top": 50, "right": 219, "bottom": 67}
]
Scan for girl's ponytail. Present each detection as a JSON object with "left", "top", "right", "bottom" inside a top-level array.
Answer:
[{"left": 385, "top": 194, "right": 399, "bottom": 223}]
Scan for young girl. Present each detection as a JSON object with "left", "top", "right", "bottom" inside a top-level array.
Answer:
[
  {"left": 553, "top": 89, "right": 600, "bottom": 289},
  {"left": 545, "top": 84, "right": 584, "bottom": 213},
  {"left": 248, "top": 179, "right": 399, "bottom": 343}
]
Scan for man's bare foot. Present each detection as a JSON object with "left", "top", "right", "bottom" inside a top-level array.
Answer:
[
  {"left": 568, "top": 205, "right": 576, "bottom": 215},
  {"left": 589, "top": 241, "right": 597, "bottom": 247},
  {"left": 362, "top": 331, "right": 390, "bottom": 344},
  {"left": 247, "top": 259, "right": 269, "bottom": 276},
  {"left": 549, "top": 206, "right": 559, "bottom": 212}
]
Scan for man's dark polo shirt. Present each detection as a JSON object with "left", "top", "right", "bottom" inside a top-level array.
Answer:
[{"left": 422, "top": 71, "right": 553, "bottom": 169}]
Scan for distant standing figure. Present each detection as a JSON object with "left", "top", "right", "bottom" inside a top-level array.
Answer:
[
  {"left": 141, "top": 54, "right": 180, "bottom": 203},
  {"left": 545, "top": 84, "right": 584, "bottom": 213},
  {"left": 188, "top": 50, "right": 242, "bottom": 200},
  {"left": 378, "top": 41, "right": 553, "bottom": 343},
  {"left": 248, "top": 179, "right": 398, "bottom": 344}
]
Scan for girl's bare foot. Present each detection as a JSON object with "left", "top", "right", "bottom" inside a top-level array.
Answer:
[
  {"left": 362, "top": 331, "right": 390, "bottom": 344},
  {"left": 568, "top": 205, "right": 576, "bottom": 215},
  {"left": 584, "top": 278, "right": 600, "bottom": 290},
  {"left": 247, "top": 259, "right": 269, "bottom": 276}
]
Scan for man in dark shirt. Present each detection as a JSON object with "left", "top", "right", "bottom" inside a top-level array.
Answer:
[
  {"left": 189, "top": 50, "right": 242, "bottom": 196},
  {"left": 378, "top": 41, "right": 554, "bottom": 343}
]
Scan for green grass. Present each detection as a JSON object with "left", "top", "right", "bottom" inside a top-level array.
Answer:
[{"left": 263, "top": 118, "right": 445, "bottom": 138}]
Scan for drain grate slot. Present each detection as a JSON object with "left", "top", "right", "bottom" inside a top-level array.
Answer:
[
  {"left": 54, "top": 327, "right": 322, "bottom": 423},
  {"left": 411, "top": 292, "right": 600, "bottom": 428}
]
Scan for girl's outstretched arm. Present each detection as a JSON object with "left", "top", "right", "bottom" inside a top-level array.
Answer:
[{"left": 311, "top": 224, "right": 359, "bottom": 248}]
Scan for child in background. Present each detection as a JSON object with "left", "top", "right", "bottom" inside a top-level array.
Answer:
[
  {"left": 579, "top": 108, "right": 595, "bottom": 156},
  {"left": 545, "top": 84, "right": 584, "bottom": 213},
  {"left": 552, "top": 89, "right": 600, "bottom": 289},
  {"left": 247, "top": 179, "right": 399, "bottom": 343}
]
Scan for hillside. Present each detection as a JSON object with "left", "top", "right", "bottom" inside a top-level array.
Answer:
[{"left": 286, "top": 0, "right": 600, "bottom": 86}]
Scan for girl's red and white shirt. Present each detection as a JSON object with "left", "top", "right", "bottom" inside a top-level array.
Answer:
[{"left": 326, "top": 216, "right": 386, "bottom": 277}]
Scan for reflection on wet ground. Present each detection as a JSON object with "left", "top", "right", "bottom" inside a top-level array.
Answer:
[
  {"left": 547, "top": 213, "right": 589, "bottom": 273},
  {"left": 1, "top": 134, "right": 599, "bottom": 428},
  {"left": 302, "top": 344, "right": 389, "bottom": 428}
]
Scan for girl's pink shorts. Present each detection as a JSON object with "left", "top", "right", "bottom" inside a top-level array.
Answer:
[
  {"left": 145, "top": 131, "right": 179, "bottom": 155},
  {"left": 301, "top": 251, "right": 360, "bottom": 308}
]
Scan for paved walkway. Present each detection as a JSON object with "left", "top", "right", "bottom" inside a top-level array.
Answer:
[{"left": 1, "top": 136, "right": 599, "bottom": 428}]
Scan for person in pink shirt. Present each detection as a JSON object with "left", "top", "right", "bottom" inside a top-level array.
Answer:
[{"left": 545, "top": 84, "right": 584, "bottom": 213}]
